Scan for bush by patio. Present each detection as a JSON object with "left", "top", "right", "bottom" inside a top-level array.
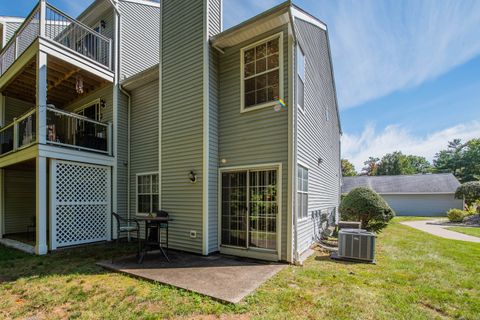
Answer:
[{"left": 340, "top": 187, "right": 395, "bottom": 233}]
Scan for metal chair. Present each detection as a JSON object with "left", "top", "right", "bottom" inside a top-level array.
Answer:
[{"left": 111, "top": 212, "right": 141, "bottom": 262}]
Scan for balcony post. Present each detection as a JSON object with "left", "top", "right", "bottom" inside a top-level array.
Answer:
[
  {"left": 39, "top": 0, "right": 46, "bottom": 37},
  {"left": 35, "top": 155, "right": 48, "bottom": 255},
  {"left": 36, "top": 51, "right": 47, "bottom": 145}
]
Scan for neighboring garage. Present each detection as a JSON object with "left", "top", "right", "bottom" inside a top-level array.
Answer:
[{"left": 342, "top": 173, "right": 464, "bottom": 216}]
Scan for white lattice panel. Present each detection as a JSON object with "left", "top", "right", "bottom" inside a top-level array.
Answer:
[{"left": 50, "top": 160, "right": 111, "bottom": 249}]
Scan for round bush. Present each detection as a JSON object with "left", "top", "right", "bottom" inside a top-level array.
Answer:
[
  {"left": 447, "top": 209, "right": 467, "bottom": 222},
  {"left": 339, "top": 187, "right": 395, "bottom": 233},
  {"left": 455, "top": 181, "right": 480, "bottom": 205}
]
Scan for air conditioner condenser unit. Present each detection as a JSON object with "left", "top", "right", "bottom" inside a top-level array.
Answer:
[{"left": 332, "top": 229, "right": 376, "bottom": 263}]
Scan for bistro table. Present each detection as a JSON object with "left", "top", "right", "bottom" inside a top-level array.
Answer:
[{"left": 136, "top": 214, "right": 172, "bottom": 263}]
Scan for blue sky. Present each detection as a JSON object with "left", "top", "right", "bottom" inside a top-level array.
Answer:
[{"left": 1, "top": 0, "right": 479, "bottom": 171}]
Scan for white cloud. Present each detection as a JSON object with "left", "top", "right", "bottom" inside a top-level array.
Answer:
[
  {"left": 342, "top": 121, "right": 480, "bottom": 172},
  {"left": 320, "top": 0, "right": 480, "bottom": 108}
]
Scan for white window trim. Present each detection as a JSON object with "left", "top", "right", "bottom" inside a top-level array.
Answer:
[
  {"left": 297, "top": 165, "right": 309, "bottom": 221},
  {"left": 217, "top": 162, "right": 283, "bottom": 261},
  {"left": 135, "top": 172, "right": 159, "bottom": 216},
  {"left": 240, "top": 32, "right": 284, "bottom": 113},
  {"left": 296, "top": 44, "right": 306, "bottom": 115}
]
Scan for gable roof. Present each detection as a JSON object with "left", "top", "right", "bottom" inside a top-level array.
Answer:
[{"left": 342, "top": 174, "right": 461, "bottom": 194}]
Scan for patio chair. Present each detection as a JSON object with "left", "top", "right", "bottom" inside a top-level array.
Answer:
[{"left": 111, "top": 212, "right": 141, "bottom": 263}]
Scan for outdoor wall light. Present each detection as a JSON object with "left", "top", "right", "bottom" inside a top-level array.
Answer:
[
  {"left": 101, "top": 20, "right": 106, "bottom": 29},
  {"left": 188, "top": 170, "right": 197, "bottom": 183},
  {"left": 221, "top": 158, "right": 227, "bottom": 164},
  {"left": 318, "top": 157, "right": 323, "bottom": 166}
]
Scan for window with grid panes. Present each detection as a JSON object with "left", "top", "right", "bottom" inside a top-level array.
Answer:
[
  {"left": 297, "top": 165, "right": 309, "bottom": 219},
  {"left": 242, "top": 35, "right": 281, "bottom": 109},
  {"left": 137, "top": 174, "right": 159, "bottom": 214}
]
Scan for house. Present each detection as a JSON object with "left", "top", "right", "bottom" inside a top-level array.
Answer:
[
  {"left": 0, "top": 0, "right": 342, "bottom": 264},
  {"left": 342, "top": 174, "right": 464, "bottom": 216}
]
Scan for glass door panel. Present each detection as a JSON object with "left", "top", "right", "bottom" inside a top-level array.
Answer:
[
  {"left": 221, "top": 171, "right": 247, "bottom": 247},
  {"left": 249, "top": 170, "right": 277, "bottom": 250}
]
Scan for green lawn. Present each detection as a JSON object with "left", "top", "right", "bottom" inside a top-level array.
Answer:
[
  {"left": 1, "top": 218, "right": 479, "bottom": 319},
  {"left": 447, "top": 226, "right": 480, "bottom": 238}
]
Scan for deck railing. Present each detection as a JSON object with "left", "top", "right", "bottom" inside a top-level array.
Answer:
[
  {"left": 0, "top": 108, "right": 37, "bottom": 156},
  {"left": 0, "top": 1, "right": 112, "bottom": 76},
  {"left": 46, "top": 107, "right": 111, "bottom": 154},
  {"left": 0, "top": 106, "right": 111, "bottom": 157}
]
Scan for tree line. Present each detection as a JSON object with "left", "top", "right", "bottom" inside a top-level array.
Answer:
[{"left": 342, "top": 138, "right": 480, "bottom": 183}]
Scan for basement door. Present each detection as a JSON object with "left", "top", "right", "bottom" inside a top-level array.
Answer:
[
  {"left": 221, "top": 169, "right": 278, "bottom": 251},
  {"left": 49, "top": 160, "right": 111, "bottom": 250}
]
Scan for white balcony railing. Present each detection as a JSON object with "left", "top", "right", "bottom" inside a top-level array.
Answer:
[
  {"left": 0, "top": 1, "right": 112, "bottom": 76},
  {"left": 0, "top": 107, "right": 112, "bottom": 157}
]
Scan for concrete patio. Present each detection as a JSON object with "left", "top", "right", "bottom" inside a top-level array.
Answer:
[{"left": 97, "top": 250, "right": 286, "bottom": 304}]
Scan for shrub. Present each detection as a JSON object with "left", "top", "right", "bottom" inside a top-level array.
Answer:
[
  {"left": 455, "top": 181, "right": 480, "bottom": 205},
  {"left": 447, "top": 209, "right": 467, "bottom": 222},
  {"left": 339, "top": 187, "right": 395, "bottom": 233},
  {"left": 465, "top": 200, "right": 480, "bottom": 215}
]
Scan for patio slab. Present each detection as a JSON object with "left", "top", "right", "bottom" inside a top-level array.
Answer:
[{"left": 97, "top": 250, "right": 286, "bottom": 303}]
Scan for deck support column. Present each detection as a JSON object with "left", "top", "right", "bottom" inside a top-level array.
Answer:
[
  {"left": 36, "top": 51, "right": 47, "bottom": 145},
  {"left": 35, "top": 156, "right": 48, "bottom": 255}
]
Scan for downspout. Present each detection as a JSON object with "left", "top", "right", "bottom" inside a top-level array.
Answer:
[
  {"left": 288, "top": 6, "right": 299, "bottom": 263},
  {"left": 107, "top": 0, "right": 121, "bottom": 240},
  {"left": 119, "top": 85, "right": 131, "bottom": 223}
]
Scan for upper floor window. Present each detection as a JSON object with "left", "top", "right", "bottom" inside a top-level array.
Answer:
[
  {"left": 297, "top": 45, "right": 305, "bottom": 111},
  {"left": 241, "top": 33, "right": 283, "bottom": 112}
]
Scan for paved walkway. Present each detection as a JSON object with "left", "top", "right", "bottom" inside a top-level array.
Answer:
[{"left": 401, "top": 220, "right": 480, "bottom": 243}]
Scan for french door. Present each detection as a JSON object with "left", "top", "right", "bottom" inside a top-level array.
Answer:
[{"left": 221, "top": 169, "right": 278, "bottom": 251}]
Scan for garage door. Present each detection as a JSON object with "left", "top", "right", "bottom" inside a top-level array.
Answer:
[
  {"left": 50, "top": 160, "right": 111, "bottom": 249},
  {"left": 381, "top": 194, "right": 463, "bottom": 216}
]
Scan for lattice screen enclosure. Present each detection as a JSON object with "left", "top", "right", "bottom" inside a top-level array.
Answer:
[{"left": 50, "top": 160, "right": 111, "bottom": 249}]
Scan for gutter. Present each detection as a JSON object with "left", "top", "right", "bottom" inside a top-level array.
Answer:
[{"left": 287, "top": 5, "right": 299, "bottom": 264}]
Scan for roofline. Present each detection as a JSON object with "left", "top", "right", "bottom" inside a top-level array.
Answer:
[
  {"left": 121, "top": 64, "right": 159, "bottom": 90},
  {"left": 118, "top": 0, "right": 160, "bottom": 7},
  {"left": 341, "top": 191, "right": 457, "bottom": 195},
  {"left": 211, "top": 0, "right": 291, "bottom": 43},
  {"left": 0, "top": 16, "right": 25, "bottom": 23},
  {"left": 290, "top": 4, "right": 327, "bottom": 31},
  {"left": 343, "top": 173, "right": 458, "bottom": 179}
]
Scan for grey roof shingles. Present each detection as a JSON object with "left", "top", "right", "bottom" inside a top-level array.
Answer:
[{"left": 341, "top": 173, "right": 461, "bottom": 194}]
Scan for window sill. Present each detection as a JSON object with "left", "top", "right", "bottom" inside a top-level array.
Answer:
[{"left": 240, "top": 101, "right": 279, "bottom": 114}]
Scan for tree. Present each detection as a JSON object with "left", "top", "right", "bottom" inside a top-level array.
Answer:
[
  {"left": 376, "top": 151, "right": 411, "bottom": 175},
  {"left": 361, "top": 157, "right": 379, "bottom": 176},
  {"left": 455, "top": 181, "right": 480, "bottom": 205},
  {"left": 406, "top": 155, "right": 432, "bottom": 174},
  {"left": 434, "top": 139, "right": 480, "bottom": 182},
  {"left": 374, "top": 152, "right": 432, "bottom": 176},
  {"left": 339, "top": 187, "right": 395, "bottom": 233},
  {"left": 341, "top": 159, "right": 357, "bottom": 177}
]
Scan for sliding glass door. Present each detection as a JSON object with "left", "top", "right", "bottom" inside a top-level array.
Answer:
[{"left": 221, "top": 169, "right": 278, "bottom": 251}]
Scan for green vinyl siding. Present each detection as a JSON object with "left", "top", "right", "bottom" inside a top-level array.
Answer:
[
  {"left": 294, "top": 19, "right": 341, "bottom": 254},
  {"left": 218, "top": 25, "right": 290, "bottom": 260},
  {"left": 161, "top": 0, "right": 205, "bottom": 254}
]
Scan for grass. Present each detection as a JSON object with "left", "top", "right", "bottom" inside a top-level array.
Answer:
[
  {"left": 1, "top": 217, "right": 479, "bottom": 319},
  {"left": 446, "top": 226, "right": 480, "bottom": 238}
]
